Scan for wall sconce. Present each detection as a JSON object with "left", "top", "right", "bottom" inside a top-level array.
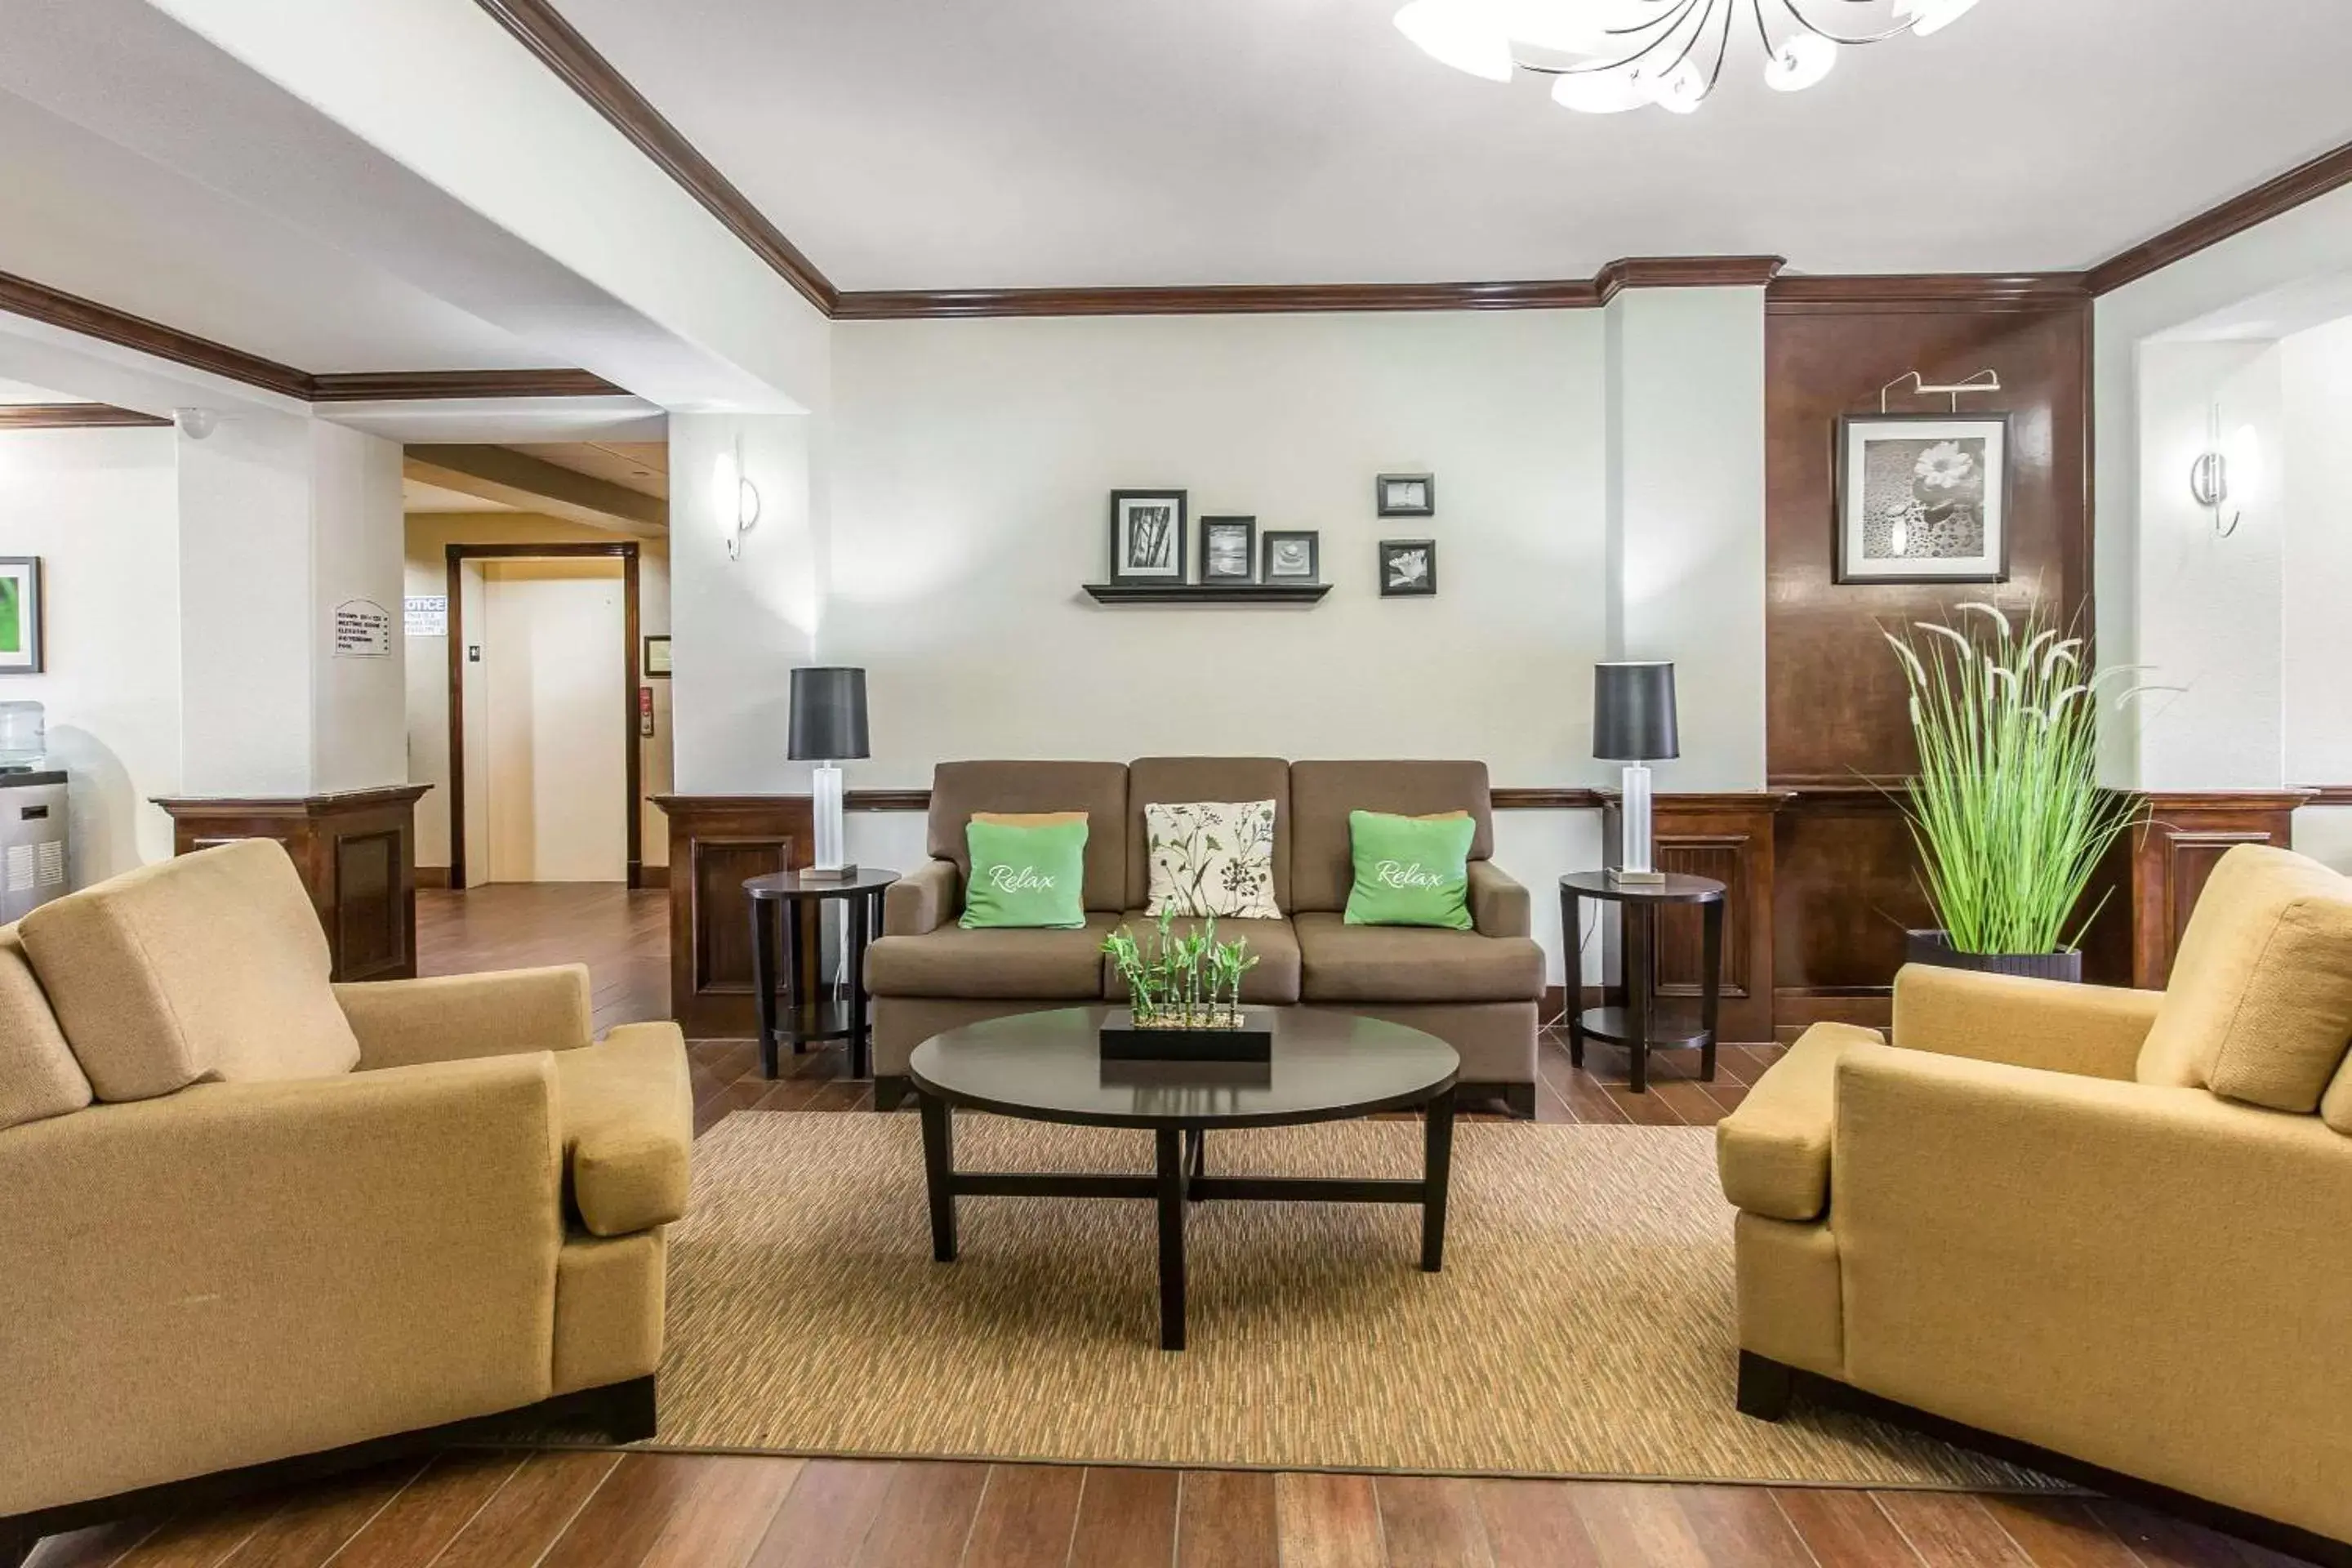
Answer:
[
  {"left": 714, "top": 434, "right": 761, "bottom": 559},
  {"left": 2189, "top": 408, "right": 2257, "bottom": 538}
]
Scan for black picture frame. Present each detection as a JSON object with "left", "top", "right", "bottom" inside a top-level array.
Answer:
[
  {"left": 1109, "top": 490, "right": 1189, "bottom": 586},
  {"left": 1833, "top": 412, "right": 2011, "bottom": 585},
  {"left": 1377, "top": 473, "right": 1435, "bottom": 518},
  {"left": 1261, "top": 530, "right": 1320, "bottom": 584},
  {"left": 1379, "top": 539, "right": 1437, "bottom": 597},
  {"left": 642, "top": 634, "right": 671, "bottom": 678},
  {"left": 1198, "top": 515, "right": 1257, "bottom": 582},
  {"left": 0, "top": 557, "right": 44, "bottom": 675}
]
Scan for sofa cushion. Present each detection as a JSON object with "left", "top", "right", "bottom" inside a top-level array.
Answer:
[
  {"left": 0, "top": 925, "right": 90, "bottom": 1131},
  {"left": 2326, "top": 1049, "right": 2352, "bottom": 1137},
  {"left": 928, "top": 761, "right": 1129, "bottom": 911},
  {"left": 1104, "top": 912, "right": 1302, "bottom": 1004},
  {"left": 1126, "top": 757, "right": 1292, "bottom": 911},
  {"left": 1289, "top": 760, "right": 1493, "bottom": 912},
  {"left": 1716, "top": 1022, "right": 1882, "bottom": 1223},
  {"left": 867, "top": 914, "right": 1124, "bottom": 1000},
  {"left": 2137, "top": 844, "right": 2352, "bottom": 1112},
  {"left": 20, "top": 840, "right": 359, "bottom": 1102},
  {"left": 1293, "top": 911, "right": 1540, "bottom": 1004},
  {"left": 554, "top": 1022, "right": 691, "bottom": 1237}
]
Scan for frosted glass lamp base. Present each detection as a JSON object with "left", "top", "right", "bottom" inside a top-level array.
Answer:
[{"left": 804, "top": 763, "right": 856, "bottom": 880}]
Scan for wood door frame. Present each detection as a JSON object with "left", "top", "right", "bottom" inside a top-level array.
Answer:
[{"left": 445, "top": 541, "right": 643, "bottom": 890}]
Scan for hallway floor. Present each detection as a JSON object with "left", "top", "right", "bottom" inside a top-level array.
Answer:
[{"left": 25, "top": 885, "right": 2289, "bottom": 1568}]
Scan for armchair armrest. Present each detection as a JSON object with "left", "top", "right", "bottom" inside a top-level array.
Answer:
[
  {"left": 335, "top": 964, "right": 592, "bottom": 1069},
  {"left": 886, "top": 859, "right": 960, "bottom": 937},
  {"left": 1891, "top": 964, "right": 2159, "bottom": 1081},
  {"left": 1467, "top": 861, "right": 1530, "bottom": 938},
  {"left": 1831, "top": 1043, "right": 2352, "bottom": 1535},
  {"left": 1716, "top": 1022, "right": 1882, "bottom": 1222},
  {"left": 0, "top": 1054, "right": 562, "bottom": 1515},
  {"left": 553, "top": 1022, "right": 692, "bottom": 1236}
]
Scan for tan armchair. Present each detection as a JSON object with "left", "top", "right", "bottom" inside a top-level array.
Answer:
[
  {"left": 1717, "top": 844, "right": 2352, "bottom": 1557},
  {"left": 0, "top": 842, "right": 690, "bottom": 1562}
]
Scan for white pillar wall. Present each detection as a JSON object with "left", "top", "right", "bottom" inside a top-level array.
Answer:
[
  {"left": 176, "top": 413, "right": 408, "bottom": 796},
  {"left": 1602, "top": 286, "right": 1770, "bottom": 790}
]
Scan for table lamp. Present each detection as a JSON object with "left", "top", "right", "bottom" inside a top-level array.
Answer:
[
  {"left": 1594, "top": 661, "right": 1677, "bottom": 886},
  {"left": 789, "top": 666, "right": 869, "bottom": 880}
]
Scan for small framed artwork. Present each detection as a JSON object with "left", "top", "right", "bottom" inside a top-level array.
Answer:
[
  {"left": 642, "top": 634, "right": 672, "bottom": 678},
  {"left": 1379, "top": 539, "right": 1437, "bottom": 597},
  {"left": 1835, "top": 413, "right": 2011, "bottom": 584},
  {"left": 0, "top": 558, "right": 43, "bottom": 674},
  {"left": 1199, "top": 515, "right": 1257, "bottom": 582},
  {"left": 1377, "top": 473, "right": 1435, "bottom": 518},
  {"left": 1262, "top": 531, "right": 1320, "bottom": 583},
  {"left": 1109, "top": 490, "right": 1188, "bottom": 586}
]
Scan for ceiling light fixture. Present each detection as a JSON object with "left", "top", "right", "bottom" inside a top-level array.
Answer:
[{"left": 1392, "top": 0, "right": 1978, "bottom": 114}]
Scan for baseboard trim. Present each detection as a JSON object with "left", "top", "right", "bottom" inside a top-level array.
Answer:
[
  {"left": 2, "top": 1376, "right": 656, "bottom": 1560},
  {"left": 416, "top": 866, "right": 452, "bottom": 889},
  {"left": 1740, "top": 1354, "right": 2351, "bottom": 1567}
]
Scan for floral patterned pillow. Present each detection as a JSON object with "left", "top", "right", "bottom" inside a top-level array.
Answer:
[{"left": 1145, "top": 800, "right": 1279, "bottom": 920}]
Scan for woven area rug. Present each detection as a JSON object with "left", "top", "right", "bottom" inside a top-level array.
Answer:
[{"left": 651, "top": 1111, "right": 2051, "bottom": 1490}]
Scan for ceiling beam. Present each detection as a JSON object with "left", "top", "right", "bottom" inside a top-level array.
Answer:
[{"left": 405, "top": 443, "right": 668, "bottom": 537}]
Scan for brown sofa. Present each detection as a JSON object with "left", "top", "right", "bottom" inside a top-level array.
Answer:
[
  {"left": 1717, "top": 844, "right": 2352, "bottom": 1558},
  {"left": 866, "top": 758, "right": 1544, "bottom": 1113},
  {"left": 0, "top": 841, "right": 689, "bottom": 1561}
]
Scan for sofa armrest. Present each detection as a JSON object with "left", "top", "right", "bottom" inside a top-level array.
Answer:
[
  {"left": 1891, "top": 964, "right": 2158, "bottom": 1082},
  {"left": 336, "top": 965, "right": 592, "bottom": 1070},
  {"left": 1467, "top": 861, "right": 1530, "bottom": 938},
  {"left": 886, "top": 859, "right": 960, "bottom": 937},
  {"left": 1716, "top": 1022, "right": 1882, "bottom": 1222},
  {"left": 1831, "top": 1043, "right": 2352, "bottom": 1536},
  {"left": 554, "top": 1022, "right": 692, "bottom": 1236},
  {"left": 0, "top": 1054, "right": 562, "bottom": 1515}
]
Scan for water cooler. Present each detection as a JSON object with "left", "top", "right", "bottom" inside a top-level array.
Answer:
[{"left": 0, "top": 702, "right": 66, "bottom": 922}]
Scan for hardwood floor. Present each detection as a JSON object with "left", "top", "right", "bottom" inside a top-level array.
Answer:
[{"left": 26, "top": 885, "right": 2297, "bottom": 1568}]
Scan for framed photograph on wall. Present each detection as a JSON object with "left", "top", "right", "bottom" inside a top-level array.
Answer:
[
  {"left": 0, "top": 558, "right": 43, "bottom": 674},
  {"left": 643, "top": 634, "right": 672, "bottom": 678},
  {"left": 1835, "top": 413, "right": 2011, "bottom": 584},
  {"left": 1377, "top": 473, "right": 1435, "bottom": 518},
  {"left": 1379, "top": 539, "right": 1437, "bottom": 597},
  {"left": 1109, "top": 490, "right": 1188, "bottom": 586},
  {"left": 1262, "top": 530, "right": 1320, "bottom": 583},
  {"left": 1199, "top": 515, "right": 1256, "bottom": 582}
]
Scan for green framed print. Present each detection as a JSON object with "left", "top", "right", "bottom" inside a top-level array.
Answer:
[{"left": 0, "top": 559, "right": 43, "bottom": 674}]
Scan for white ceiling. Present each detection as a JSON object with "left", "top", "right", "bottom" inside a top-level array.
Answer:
[
  {"left": 403, "top": 478, "right": 514, "bottom": 513},
  {"left": 553, "top": 0, "right": 2352, "bottom": 288}
]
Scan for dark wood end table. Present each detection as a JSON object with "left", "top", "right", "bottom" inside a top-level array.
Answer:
[
  {"left": 745, "top": 866, "right": 898, "bottom": 1080},
  {"left": 1558, "top": 870, "right": 1726, "bottom": 1094},
  {"left": 908, "top": 1005, "right": 1459, "bottom": 1352}
]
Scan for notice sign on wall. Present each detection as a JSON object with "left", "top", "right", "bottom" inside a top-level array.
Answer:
[
  {"left": 333, "top": 599, "right": 394, "bottom": 659},
  {"left": 404, "top": 595, "right": 448, "bottom": 637}
]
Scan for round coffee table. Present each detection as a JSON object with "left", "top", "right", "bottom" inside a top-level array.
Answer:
[{"left": 908, "top": 1005, "right": 1460, "bottom": 1351}]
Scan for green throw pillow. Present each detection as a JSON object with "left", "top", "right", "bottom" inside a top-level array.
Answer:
[
  {"left": 1343, "top": 810, "right": 1475, "bottom": 929},
  {"left": 961, "top": 817, "right": 1089, "bottom": 929}
]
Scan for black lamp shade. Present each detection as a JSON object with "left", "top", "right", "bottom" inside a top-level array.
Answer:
[
  {"left": 787, "top": 666, "right": 869, "bottom": 760},
  {"left": 1593, "top": 662, "right": 1679, "bottom": 762}
]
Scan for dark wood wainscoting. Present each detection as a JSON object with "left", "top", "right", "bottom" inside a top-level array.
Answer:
[
  {"left": 153, "top": 785, "right": 430, "bottom": 982},
  {"left": 1601, "top": 792, "right": 1791, "bottom": 1045},
  {"left": 2127, "top": 791, "right": 2314, "bottom": 989},
  {"left": 651, "top": 794, "right": 813, "bottom": 1036}
]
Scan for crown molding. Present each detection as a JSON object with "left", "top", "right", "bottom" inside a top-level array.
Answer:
[
  {"left": 473, "top": 0, "right": 839, "bottom": 315},
  {"left": 309, "top": 369, "right": 628, "bottom": 402},
  {"left": 1767, "top": 272, "right": 2091, "bottom": 314},
  {"left": 0, "top": 268, "right": 313, "bottom": 399},
  {"left": 1593, "top": 255, "right": 1786, "bottom": 297},
  {"left": 2087, "top": 138, "right": 2352, "bottom": 296},
  {"left": 0, "top": 403, "right": 172, "bottom": 430}
]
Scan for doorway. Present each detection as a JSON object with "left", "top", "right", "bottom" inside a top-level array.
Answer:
[{"left": 446, "top": 541, "right": 642, "bottom": 889}]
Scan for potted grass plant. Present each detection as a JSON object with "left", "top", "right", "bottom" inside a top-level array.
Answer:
[{"left": 1882, "top": 603, "right": 2146, "bottom": 982}]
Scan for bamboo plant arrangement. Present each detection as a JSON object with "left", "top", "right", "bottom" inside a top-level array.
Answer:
[
  {"left": 1101, "top": 909, "right": 1260, "bottom": 1030},
  {"left": 1882, "top": 602, "right": 2153, "bottom": 960}
]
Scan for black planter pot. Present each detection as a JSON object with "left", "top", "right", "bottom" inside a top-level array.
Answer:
[{"left": 1904, "top": 929, "right": 2082, "bottom": 983}]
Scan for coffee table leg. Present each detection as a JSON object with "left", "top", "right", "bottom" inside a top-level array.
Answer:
[
  {"left": 1422, "top": 1087, "right": 1456, "bottom": 1272},
  {"left": 920, "top": 1092, "right": 957, "bottom": 1263},
  {"left": 1184, "top": 1126, "right": 1205, "bottom": 1200},
  {"left": 1156, "top": 1127, "right": 1186, "bottom": 1351}
]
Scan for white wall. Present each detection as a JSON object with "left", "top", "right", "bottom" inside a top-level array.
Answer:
[
  {"left": 402, "top": 514, "right": 672, "bottom": 872},
  {"left": 824, "top": 310, "right": 1610, "bottom": 783},
  {"left": 0, "top": 426, "right": 180, "bottom": 882},
  {"left": 309, "top": 421, "right": 406, "bottom": 793},
  {"left": 2283, "top": 314, "right": 2352, "bottom": 786}
]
